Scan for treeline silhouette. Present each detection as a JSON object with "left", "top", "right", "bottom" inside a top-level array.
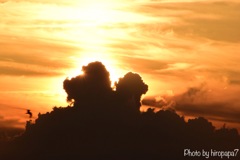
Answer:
[{"left": 1, "top": 62, "right": 240, "bottom": 160}]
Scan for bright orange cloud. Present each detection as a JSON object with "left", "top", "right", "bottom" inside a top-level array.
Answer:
[{"left": 0, "top": 0, "right": 240, "bottom": 130}]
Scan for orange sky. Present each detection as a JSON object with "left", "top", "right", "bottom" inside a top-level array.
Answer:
[{"left": 0, "top": 0, "right": 240, "bottom": 130}]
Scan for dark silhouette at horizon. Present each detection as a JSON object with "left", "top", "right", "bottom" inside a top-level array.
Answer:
[{"left": 1, "top": 61, "right": 239, "bottom": 160}]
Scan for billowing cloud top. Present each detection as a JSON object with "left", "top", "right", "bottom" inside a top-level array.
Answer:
[{"left": 0, "top": 0, "right": 240, "bottom": 130}]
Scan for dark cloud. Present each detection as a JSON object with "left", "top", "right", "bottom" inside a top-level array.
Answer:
[
  {"left": 174, "top": 83, "right": 208, "bottom": 103},
  {"left": 115, "top": 72, "right": 148, "bottom": 111},
  {"left": 63, "top": 61, "right": 112, "bottom": 107},
  {"left": 142, "top": 83, "right": 240, "bottom": 126},
  {"left": 142, "top": 97, "right": 167, "bottom": 108},
  {"left": 175, "top": 102, "right": 240, "bottom": 123},
  {"left": 63, "top": 61, "right": 148, "bottom": 116},
  {"left": 173, "top": 84, "right": 240, "bottom": 123},
  {"left": 1, "top": 61, "right": 239, "bottom": 159}
]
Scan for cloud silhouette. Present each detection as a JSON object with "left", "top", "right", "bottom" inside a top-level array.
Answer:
[
  {"left": 63, "top": 62, "right": 148, "bottom": 119},
  {"left": 63, "top": 61, "right": 112, "bottom": 108},
  {"left": 115, "top": 72, "right": 148, "bottom": 112},
  {"left": 1, "top": 62, "right": 240, "bottom": 160},
  {"left": 142, "top": 82, "right": 240, "bottom": 130}
]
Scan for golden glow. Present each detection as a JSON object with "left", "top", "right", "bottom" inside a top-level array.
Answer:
[
  {"left": 67, "top": 54, "right": 124, "bottom": 86},
  {"left": 1, "top": 0, "right": 240, "bottom": 130},
  {"left": 59, "top": 1, "right": 137, "bottom": 86}
]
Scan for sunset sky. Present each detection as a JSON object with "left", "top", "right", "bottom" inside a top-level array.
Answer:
[{"left": 0, "top": 0, "right": 240, "bottom": 130}]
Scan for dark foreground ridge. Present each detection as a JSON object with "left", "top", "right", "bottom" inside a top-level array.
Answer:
[{"left": 1, "top": 62, "right": 240, "bottom": 160}]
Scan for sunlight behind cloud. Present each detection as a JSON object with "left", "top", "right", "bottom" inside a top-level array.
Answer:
[
  {"left": 67, "top": 54, "right": 125, "bottom": 87},
  {"left": 1, "top": 0, "right": 240, "bottom": 131}
]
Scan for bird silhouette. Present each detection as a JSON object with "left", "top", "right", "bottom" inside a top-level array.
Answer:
[{"left": 26, "top": 109, "right": 32, "bottom": 118}]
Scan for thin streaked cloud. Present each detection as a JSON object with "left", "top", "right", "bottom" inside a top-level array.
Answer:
[{"left": 0, "top": 0, "right": 240, "bottom": 129}]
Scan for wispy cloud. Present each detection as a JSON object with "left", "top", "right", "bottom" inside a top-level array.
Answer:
[
  {"left": 136, "top": 1, "right": 240, "bottom": 42},
  {"left": 143, "top": 82, "right": 240, "bottom": 129},
  {"left": 0, "top": 65, "right": 62, "bottom": 77},
  {"left": 0, "top": 0, "right": 240, "bottom": 129},
  {"left": 0, "top": 116, "right": 24, "bottom": 128}
]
